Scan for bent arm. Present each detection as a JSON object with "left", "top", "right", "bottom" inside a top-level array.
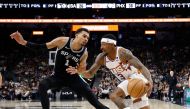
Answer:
[
  {"left": 46, "top": 37, "right": 68, "bottom": 49},
  {"left": 77, "top": 50, "right": 88, "bottom": 73},
  {"left": 118, "top": 47, "right": 153, "bottom": 82},
  {"left": 26, "top": 37, "right": 69, "bottom": 53},
  {"left": 10, "top": 31, "right": 68, "bottom": 50}
]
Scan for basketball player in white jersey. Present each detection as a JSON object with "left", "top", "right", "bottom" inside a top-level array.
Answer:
[{"left": 67, "top": 34, "right": 153, "bottom": 109}]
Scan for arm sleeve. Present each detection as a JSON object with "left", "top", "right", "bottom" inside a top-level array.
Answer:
[{"left": 25, "top": 42, "right": 48, "bottom": 53}]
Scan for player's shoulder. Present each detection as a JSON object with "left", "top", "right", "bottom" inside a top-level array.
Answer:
[
  {"left": 83, "top": 48, "right": 88, "bottom": 56},
  {"left": 56, "top": 36, "right": 70, "bottom": 49},
  {"left": 56, "top": 36, "right": 69, "bottom": 42},
  {"left": 118, "top": 46, "right": 132, "bottom": 54},
  {"left": 95, "top": 52, "right": 106, "bottom": 64},
  {"left": 97, "top": 52, "right": 107, "bottom": 58}
]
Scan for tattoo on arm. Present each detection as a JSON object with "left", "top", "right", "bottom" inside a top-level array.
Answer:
[
  {"left": 119, "top": 48, "right": 152, "bottom": 82},
  {"left": 129, "top": 56, "right": 152, "bottom": 82}
]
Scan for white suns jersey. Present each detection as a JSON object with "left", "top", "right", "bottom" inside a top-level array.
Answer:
[{"left": 105, "top": 46, "right": 139, "bottom": 82}]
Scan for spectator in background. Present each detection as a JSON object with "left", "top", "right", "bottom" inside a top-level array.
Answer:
[
  {"left": 162, "top": 81, "right": 169, "bottom": 101},
  {"left": 167, "top": 70, "right": 177, "bottom": 102},
  {"left": 175, "top": 83, "right": 184, "bottom": 104},
  {"left": 158, "top": 81, "right": 163, "bottom": 100}
]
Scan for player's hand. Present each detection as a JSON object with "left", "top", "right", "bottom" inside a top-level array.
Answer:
[
  {"left": 145, "top": 81, "right": 153, "bottom": 97},
  {"left": 10, "top": 31, "right": 26, "bottom": 45},
  {"left": 66, "top": 66, "right": 78, "bottom": 75},
  {"left": 82, "top": 72, "right": 93, "bottom": 79}
]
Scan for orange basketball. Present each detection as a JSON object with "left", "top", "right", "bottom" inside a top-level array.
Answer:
[{"left": 127, "top": 78, "right": 147, "bottom": 98}]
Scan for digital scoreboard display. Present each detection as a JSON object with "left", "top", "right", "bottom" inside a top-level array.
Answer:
[
  {"left": 0, "top": 2, "right": 189, "bottom": 9},
  {"left": 0, "top": 2, "right": 188, "bottom": 18}
]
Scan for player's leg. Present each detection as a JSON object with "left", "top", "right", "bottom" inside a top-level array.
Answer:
[
  {"left": 70, "top": 77, "right": 109, "bottom": 109},
  {"left": 109, "top": 80, "right": 128, "bottom": 109},
  {"left": 110, "top": 77, "right": 150, "bottom": 109},
  {"left": 132, "top": 95, "right": 150, "bottom": 109},
  {"left": 38, "top": 75, "right": 62, "bottom": 109},
  {"left": 140, "top": 106, "right": 150, "bottom": 109},
  {"left": 130, "top": 74, "right": 150, "bottom": 109}
]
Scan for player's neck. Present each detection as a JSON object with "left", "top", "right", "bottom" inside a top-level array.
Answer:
[
  {"left": 71, "top": 39, "right": 82, "bottom": 51},
  {"left": 107, "top": 47, "right": 117, "bottom": 61}
]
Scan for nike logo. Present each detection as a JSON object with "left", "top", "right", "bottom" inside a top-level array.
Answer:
[
  {"left": 65, "top": 46, "right": 70, "bottom": 49},
  {"left": 76, "top": 54, "right": 81, "bottom": 57}
]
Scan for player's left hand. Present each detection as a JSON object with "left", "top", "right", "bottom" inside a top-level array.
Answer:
[
  {"left": 66, "top": 66, "right": 78, "bottom": 75},
  {"left": 145, "top": 81, "right": 153, "bottom": 97}
]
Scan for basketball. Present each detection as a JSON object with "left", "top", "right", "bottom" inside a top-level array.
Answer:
[{"left": 127, "top": 78, "right": 147, "bottom": 98}]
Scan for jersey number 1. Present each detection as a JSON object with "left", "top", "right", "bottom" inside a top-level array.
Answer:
[{"left": 65, "top": 60, "right": 69, "bottom": 66}]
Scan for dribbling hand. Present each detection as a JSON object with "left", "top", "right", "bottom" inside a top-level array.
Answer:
[{"left": 145, "top": 81, "right": 153, "bottom": 97}]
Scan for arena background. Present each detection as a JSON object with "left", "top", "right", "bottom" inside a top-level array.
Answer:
[{"left": 0, "top": 0, "right": 190, "bottom": 108}]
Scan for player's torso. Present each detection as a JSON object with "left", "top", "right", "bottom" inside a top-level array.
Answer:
[
  {"left": 54, "top": 38, "right": 85, "bottom": 77},
  {"left": 105, "top": 46, "right": 139, "bottom": 81}
]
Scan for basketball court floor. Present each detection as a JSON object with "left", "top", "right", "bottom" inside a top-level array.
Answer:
[{"left": 0, "top": 99, "right": 188, "bottom": 109}]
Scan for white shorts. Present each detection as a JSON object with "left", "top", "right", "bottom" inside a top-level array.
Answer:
[{"left": 118, "top": 73, "right": 149, "bottom": 108}]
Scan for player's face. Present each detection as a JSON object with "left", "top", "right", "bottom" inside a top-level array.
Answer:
[
  {"left": 76, "top": 31, "right": 90, "bottom": 46},
  {"left": 100, "top": 42, "right": 113, "bottom": 53}
]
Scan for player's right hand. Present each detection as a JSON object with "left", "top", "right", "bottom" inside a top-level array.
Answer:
[
  {"left": 66, "top": 66, "right": 78, "bottom": 75},
  {"left": 10, "top": 31, "right": 27, "bottom": 45},
  {"left": 145, "top": 81, "right": 153, "bottom": 97},
  {"left": 82, "top": 72, "right": 93, "bottom": 79}
]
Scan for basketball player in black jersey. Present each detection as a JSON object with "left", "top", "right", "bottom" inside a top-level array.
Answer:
[{"left": 10, "top": 28, "right": 109, "bottom": 109}]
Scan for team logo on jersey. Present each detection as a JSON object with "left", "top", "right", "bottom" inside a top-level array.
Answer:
[
  {"left": 61, "top": 50, "right": 79, "bottom": 63},
  {"left": 112, "top": 65, "right": 125, "bottom": 74}
]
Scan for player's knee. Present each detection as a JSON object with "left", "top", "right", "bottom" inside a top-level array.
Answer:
[{"left": 140, "top": 105, "right": 150, "bottom": 109}]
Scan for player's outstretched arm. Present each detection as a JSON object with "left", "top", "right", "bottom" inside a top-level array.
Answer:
[
  {"left": 67, "top": 50, "right": 88, "bottom": 75},
  {"left": 66, "top": 52, "right": 106, "bottom": 78},
  {"left": 10, "top": 31, "right": 68, "bottom": 50},
  {"left": 84, "top": 52, "right": 106, "bottom": 78}
]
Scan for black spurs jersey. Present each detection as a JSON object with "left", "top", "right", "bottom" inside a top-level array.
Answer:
[{"left": 53, "top": 38, "right": 86, "bottom": 78}]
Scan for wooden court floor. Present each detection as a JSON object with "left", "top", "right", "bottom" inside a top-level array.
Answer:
[{"left": 0, "top": 99, "right": 187, "bottom": 109}]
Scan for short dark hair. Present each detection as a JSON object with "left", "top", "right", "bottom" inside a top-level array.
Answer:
[
  {"left": 102, "top": 34, "right": 116, "bottom": 41},
  {"left": 75, "top": 28, "right": 90, "bottom": 35}
]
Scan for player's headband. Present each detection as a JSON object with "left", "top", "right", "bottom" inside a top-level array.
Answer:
[{"left": 101, "top": 38, "right": 117, "bottom": 45}]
